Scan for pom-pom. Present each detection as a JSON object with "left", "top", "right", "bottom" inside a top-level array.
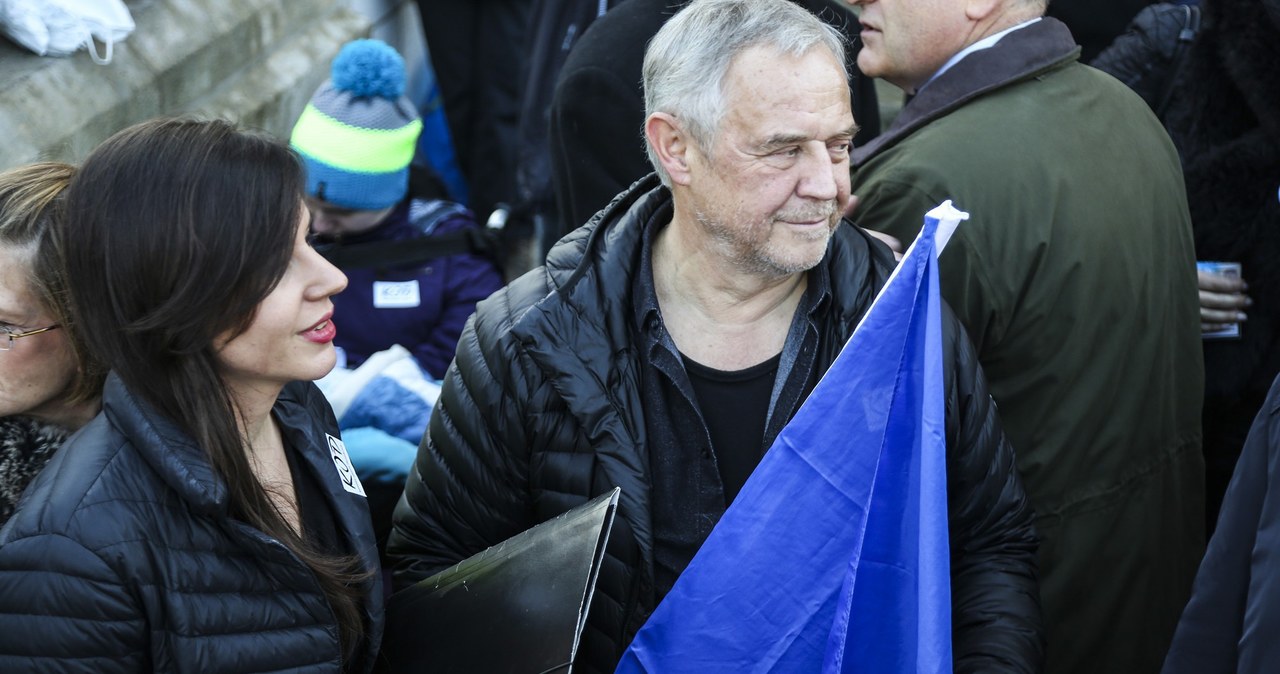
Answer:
[{"left": 331, "top": 39, "right": 406, "bottom": 99}]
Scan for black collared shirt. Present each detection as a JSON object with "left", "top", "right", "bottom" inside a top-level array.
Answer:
[{"left": 631, "top": 204, "right": 831, "bottom": 600}]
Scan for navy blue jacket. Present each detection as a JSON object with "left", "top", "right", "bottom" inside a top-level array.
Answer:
[
  {"left": 1164, "top": 373, "right": 1280, "bottom": 673},
  {"left": 0, "top": 375, "right": 384, "bottom": 672},
  {"left": 327, "top": 199, "right": 505, "bottom": 380}
]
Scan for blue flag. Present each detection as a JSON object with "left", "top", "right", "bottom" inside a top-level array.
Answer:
[{"left": 615, "top": 201, "right": 968, "bottom": 673}]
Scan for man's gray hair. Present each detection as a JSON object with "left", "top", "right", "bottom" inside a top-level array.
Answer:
[{"left": 642, "top": 0, "right": 848, "bottom": 186}]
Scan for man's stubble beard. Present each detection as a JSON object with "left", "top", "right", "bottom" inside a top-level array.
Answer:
[{"left": 694, "top": 200, "right": 839, "bottom": 278}]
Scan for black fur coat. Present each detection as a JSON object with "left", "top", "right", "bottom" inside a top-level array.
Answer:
[
  {"left": 1162, "top": 0, "right": 1280, "bottom": 408},
  {"left": 0, "top": 416, "right": 67, "bottom": 525},
  {"left": 1093, "top": 0, "right": 1280, "bottom": 522}
]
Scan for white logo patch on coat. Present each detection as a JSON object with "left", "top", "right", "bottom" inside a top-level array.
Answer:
[
  {"left": 373, "top": 280, "right": 421, "bottom": 308},
  {"left": 327, "top": 434, "right": 366, "bottom": 497}
]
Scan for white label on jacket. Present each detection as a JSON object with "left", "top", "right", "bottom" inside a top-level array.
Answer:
[
  {"left": 373, "top": 280, "right": 421, "bottom": 308},
  {"left": 327, "top": 434, "right": 366, "bottom": 497}
]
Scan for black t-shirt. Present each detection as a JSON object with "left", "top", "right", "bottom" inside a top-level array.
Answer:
[{"left": 682, "top": 352, "right": 781, "bottom": 504}]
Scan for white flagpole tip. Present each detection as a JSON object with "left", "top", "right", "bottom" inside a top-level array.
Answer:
[{"left": 926, "top": 200, "right": 969, "bottom": 253}]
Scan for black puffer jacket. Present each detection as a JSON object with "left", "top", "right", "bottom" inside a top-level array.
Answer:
[
  {"left": 388, "top": 177, "right": 1043, "bottom": 673},
  {"left": 0, "top": 375, "right": 384, "bottom": 672},
  {"left": 1090, "top": 3, "right": 1201, "bottom": 117}
]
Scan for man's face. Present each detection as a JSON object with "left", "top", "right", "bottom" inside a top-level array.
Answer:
[
  {"left": 850, "top": 0, "right": 971, "bottom": 93},
  {"left": 684, "top": 45, "right": 855, "bottom": 278}
]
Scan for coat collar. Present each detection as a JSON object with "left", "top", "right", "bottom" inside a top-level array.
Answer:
[
  {"left": 103, "top": 373, "right": 376, "bottom": 551},
  {"left": 104, "top": 373, "right": 229, "bottom": 517},
  {"left": 853, "top": 17, "right": 1081, "bottom": 164}
]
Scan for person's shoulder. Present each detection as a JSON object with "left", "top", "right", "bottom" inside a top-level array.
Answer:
[
  {"left": 471, "top": 265, "right": 556, "bottom": 341},
  {"left": 407, "top": 198, "right": 478, "bottom": 236},
  {"left": 829, "top": 222, "right": 893, "bottom": 273},
  {"left": 1, "top": 415, "right": 149, "bottom": 546},
  {"left": 824, "top": 222, "right": 897, "bottom": 313},
  {"left": 475, "top": 178, "right": 661, "bottom": 343},
  {"left": 1262, "top": 375, "right": 1280, "bottom": 419},
  {"left": 1071, "top": 57, "right": 1155, "bottom": 98},
  {"left": 465, "top": 221, "right": 607, "bottom": 354}
]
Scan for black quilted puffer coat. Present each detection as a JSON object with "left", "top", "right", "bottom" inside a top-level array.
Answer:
[
  {"left": 0, "top": 375, "right": 384, "bottom": 672},
  {"left": 388, "top": 176, "right": 1043, "bottom": 673}
]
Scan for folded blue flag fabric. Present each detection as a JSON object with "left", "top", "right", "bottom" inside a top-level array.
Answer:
[{"left": 616, "top": 202, "right": 967, "bottom": 674}]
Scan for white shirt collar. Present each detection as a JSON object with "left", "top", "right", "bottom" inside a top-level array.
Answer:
[{"left": 918, "top": 17, "right": 1041, "bottom": 93}]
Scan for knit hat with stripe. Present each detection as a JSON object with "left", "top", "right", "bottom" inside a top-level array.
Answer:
[{"left": 291, "top": 39, "right": 423, "bottom": 211}]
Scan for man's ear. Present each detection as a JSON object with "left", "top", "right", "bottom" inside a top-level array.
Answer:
[
  {"left": 645, "top": 112, "right": 694, "bottom": 186},
  {"left": 964, "top": 0, "right": 1000, "bottom": 21}
]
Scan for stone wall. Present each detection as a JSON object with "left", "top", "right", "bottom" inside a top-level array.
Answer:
[{"left": 0, "top": 0, "right": 426, "bottom": 171}]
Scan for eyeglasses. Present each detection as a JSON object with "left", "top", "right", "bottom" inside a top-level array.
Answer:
[{"left": 0, "top": 324, "right": 60, "bottom": 351}]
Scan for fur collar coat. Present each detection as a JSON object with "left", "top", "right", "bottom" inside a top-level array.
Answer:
[
  {"left": 0, "top": 416, "right": 68, "bottom": 525},
  {"left": 1163, "top": 0, "right": 1280, "bottom": 405}
]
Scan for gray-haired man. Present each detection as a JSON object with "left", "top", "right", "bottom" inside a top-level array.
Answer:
[{"left": 389, "top": 1, "right": 1042, "bottom": 671}]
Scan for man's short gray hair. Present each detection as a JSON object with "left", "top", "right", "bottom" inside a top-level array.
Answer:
[{"left": 642, "top": 0, "right": 848, "bottom": 186}]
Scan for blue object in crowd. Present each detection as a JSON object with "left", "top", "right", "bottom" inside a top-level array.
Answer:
[
  {"left": 615, "top": 203, "right": 964, "bottom": 673},
  {"left": 316, "top": 343, "right": 442, "bottom": 460},
  {"left": 291, "top": 39, "right": 423, "bottom": 211},
  {"left": 340, "top": 373, "right": 435, "bottom": 445},
  {"left": 416, "top": 74, "right": 470, "bottom": 206},
  {"left": 341, "top": 426, "right": 420, "bottom": 488}
]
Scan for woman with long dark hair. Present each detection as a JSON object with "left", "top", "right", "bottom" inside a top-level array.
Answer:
[{"left": 0, "top": 118, "right": 383, "bottom": 672}]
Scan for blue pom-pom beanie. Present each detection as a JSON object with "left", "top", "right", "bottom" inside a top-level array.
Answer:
[{"left": 290, "top": 39, "right": 423, "bottom": 211}]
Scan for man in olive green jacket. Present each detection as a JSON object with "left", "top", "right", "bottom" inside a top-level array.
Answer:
[{"left": 844, "top": 0, "right": 1204, "bottom": 672}]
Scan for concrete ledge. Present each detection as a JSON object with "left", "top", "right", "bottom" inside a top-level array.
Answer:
[
  {"left": 196, "top": 7, "right": 372, "bottom": 136},
  {"left": 0, "top": 0, "right": 373, "bottom": 169}
]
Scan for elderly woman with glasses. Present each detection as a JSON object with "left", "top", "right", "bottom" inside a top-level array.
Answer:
[{"left": 0, "top": 162, "right": 104, "bottom": 525}]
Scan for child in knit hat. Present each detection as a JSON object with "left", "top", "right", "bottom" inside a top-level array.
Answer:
[
  {"left": 291, "top": 38, "right": 503, "bottom": 380},
  {"left": 291, "top": 39, "right": 505, "bottom": 559}
]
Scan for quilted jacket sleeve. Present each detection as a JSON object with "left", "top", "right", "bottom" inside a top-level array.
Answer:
[
  {"left": 386, "top": 281, "right": 542, "bottom": 589},
  {"left": 0, "top": 532, "right": 146, "bottom": 671},
  {"left": 942, "top": 308, "right": 1044, "bottom": 673},
  {"left": 1090, "top": 3, "right": 1197, "bottom": 114}
]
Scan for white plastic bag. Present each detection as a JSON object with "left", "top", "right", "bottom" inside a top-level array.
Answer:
[{"left": 0, "top": 0, "right": 135, "bottom": 64}]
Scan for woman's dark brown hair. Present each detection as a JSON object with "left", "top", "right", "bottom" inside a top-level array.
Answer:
[{"left": 60, "top": 118, "right": 366, "bottom": 663}]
